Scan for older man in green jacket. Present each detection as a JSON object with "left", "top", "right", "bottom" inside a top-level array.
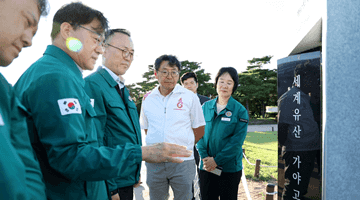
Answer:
[{"left": 84, "top": 29, "right": 141, "bottom": 200}]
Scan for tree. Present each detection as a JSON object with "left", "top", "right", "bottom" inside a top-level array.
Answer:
[
  {"left": 126, "top": 65, "right": 158, "bottom": 114},
  {"left": 234, "top": 55, "right": 277, "bottom": 118},
  {"left": 234, "top": 71, "right": 261, "bottom": 117},
  {"left": 178, "top": 60, "right": 216, "bottom": 98}
]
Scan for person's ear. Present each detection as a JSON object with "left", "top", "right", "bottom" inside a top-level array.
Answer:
[
  {"left": 154, "top": 70, "right": 158, "bottom": 79},
  {"left": 59, "top": 22, "right": 74, "bottom": 40}
]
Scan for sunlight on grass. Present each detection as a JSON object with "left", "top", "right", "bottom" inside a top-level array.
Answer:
[{"left": 242, "top": 131, "right": 277, "bottom": 181}]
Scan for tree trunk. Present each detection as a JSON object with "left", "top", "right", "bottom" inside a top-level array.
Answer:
[
  {"left": 246, "top": 99, "right": 250, "bottom": 118},
  {"left": 262, "top": 102, "right": 265, "bottom": 118}
]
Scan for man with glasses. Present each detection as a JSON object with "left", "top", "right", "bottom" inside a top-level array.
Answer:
[
  {"left": 140, "top": 55, "right": 206, "bottom": 200},
  {"left": 84, "top": 29, "right": 139, "bottom": 200},
  {"left": 14, "top": 3, "right": 192, "bottom": 200}
]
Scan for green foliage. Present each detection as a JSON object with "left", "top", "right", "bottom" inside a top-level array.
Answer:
[
  {"left": 126, "top": 65, "right": 158, "bottom": 115},
  {"left": 233, "top": 55, "right": 277, "bottom": 118},
  {"left": 135, "top": 65, "right": 158, "bottom": 94},
  {"left": 242, "top": 131, "right": 277, "bottom": 181},
  {"left": 247, "top": 56, "right": 273, "bottom": 70},
  {"left": 178, "top": 60, "right": 216, "bottom": 98}
]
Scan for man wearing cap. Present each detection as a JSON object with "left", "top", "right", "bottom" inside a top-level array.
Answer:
[
  {"left": 14, "top": 3, "right": 192, "bottom": 200},
  {"left": 0, "top": 0, "right": 49, "bottom": 199},
  {"left": 84, "top": 29, "right": 141, "bottom": 200}
]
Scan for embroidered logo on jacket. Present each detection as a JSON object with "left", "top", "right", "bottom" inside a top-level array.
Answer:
[
  {"left": 239, "top": 118, "right": 248, "bottom": 123},
  {"left": 57, "top": 98, "right": 82, "bottom": 115},
  {"left": 177, "top": 98, "right": 183, "bottom": 109},
  {"left": 225, "top": 111, "right": 232, "bottom": 117}
]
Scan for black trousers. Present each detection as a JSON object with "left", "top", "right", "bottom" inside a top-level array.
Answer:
[
  {"left": 282, "top": 150, "right": 317, "bottom": 200},
  {"left": 192, "top": 146, "right": 201, "bottom": 200},
  {"left": 111, "top": 185, "right": 133, "bottom": 200},
  {"left": 199, "top": 169, "right": 242, "bottom": 200}
]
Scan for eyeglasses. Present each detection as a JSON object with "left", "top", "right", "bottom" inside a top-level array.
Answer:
[
  {"left": 76, "top": 24, "right": 105, "bottom": 49},
  {"left": 105, "top": 44, "right": 134, "bottom": 60},
  {"left": 159, "top": 70, "right": 180, "bottom": 77}
]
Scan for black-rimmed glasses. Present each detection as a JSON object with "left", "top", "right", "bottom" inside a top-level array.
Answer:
[
  {"left": 159, "top": 70, "right": 180, "bottom": 77},
  {"left": 105, "top": 44, "right": 134, "bottom": 60},
  {"left": 76, "top": 24, "right": 105, "bottom": 49}
]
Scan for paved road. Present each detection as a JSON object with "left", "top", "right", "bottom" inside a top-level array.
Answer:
[{"left": 247, "top": 124, "right": 277, "bottom": 132}]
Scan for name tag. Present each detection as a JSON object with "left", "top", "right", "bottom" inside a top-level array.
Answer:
[{"left": 221, "top": 117, "right": 231, "bottom": 122}]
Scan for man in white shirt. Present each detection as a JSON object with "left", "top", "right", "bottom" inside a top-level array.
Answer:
[{"left": 140, "top": 55, "right": 205, "bottom": 200}]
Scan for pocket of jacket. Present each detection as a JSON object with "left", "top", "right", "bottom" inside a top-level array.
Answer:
[
  {"left": 108, "top": 101, "right": 126, "bottom": 110},
  {"left": 85, "top": 103, "right": 96, "bottom": 118},
  {"left": 221, "top": 119, "right": 237, "bottom": 138},
  {"left": 84, "top": 103, "right": 97, "bottom": 142}
]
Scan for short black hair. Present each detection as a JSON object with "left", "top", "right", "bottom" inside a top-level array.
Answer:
[
  {"left": 180, "top": 72, "right": 198, "bottom": 85},
  {"left": 214, "top": 67, "right": 239, "bottom": 94},
  {"left": 104, "top": 29, "right": 131, "bottom": 44},
  {"left": 154, "top": 55, "right": 181, "bottom": 71},
  {"left": 37, "top": 0, "right": 49, "bottom": 16},
  {"left": 50, "top": 2, "right": 108, "bottom": 40}
]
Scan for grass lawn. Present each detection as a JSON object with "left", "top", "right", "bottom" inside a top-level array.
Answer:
[{"left": 242, "top": 131, "right": 277, "bottom": 182}]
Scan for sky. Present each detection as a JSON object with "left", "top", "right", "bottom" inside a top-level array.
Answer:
[{"left": 0, "top": 0, "right": 321, "bottom": 86}]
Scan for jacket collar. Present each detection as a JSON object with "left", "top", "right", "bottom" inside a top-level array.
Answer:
[
  {"left": 151, "top": 84, "right": 184, "bottom": 97},
  {"left": 98, "top": 67, "right": 118, "bottom": 88},
  {"left": 44, "top": 45, "right": 84, "bottom": 85},
  {"left": 209, "top": 96, "right": 236, "bottom": 112}
]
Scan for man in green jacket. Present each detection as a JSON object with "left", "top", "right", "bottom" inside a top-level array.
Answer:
[
  {"left": 84, "top": 29, "right": 141, "bottom": 200},
  {"left": 14, "top": 2, "right": 192, "bottom": 200},
  {"left": 0, "top": 0, "right": 49, "bottom": 199}
]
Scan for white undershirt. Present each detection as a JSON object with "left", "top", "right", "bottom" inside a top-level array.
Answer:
[{"left": 216, "top": 103, "right": 227, "bottom": 114}]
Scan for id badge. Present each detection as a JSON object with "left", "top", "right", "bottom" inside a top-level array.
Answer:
[{"left": 209, "top": 166, "right": 223, "bottom": 176}]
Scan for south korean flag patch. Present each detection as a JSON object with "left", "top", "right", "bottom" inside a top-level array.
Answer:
[{"left": 57, "top": 98, "right": 82, "bottom": 115}]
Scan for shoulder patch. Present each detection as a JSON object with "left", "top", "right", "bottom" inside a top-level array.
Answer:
[
  {"left": 57, "top": 98, "right": 82, "bottom": 115},
  {"left": 143, "top": 91, "right": 152, "bottom": 101},
  {"left": 239, "top": 118, "right": 248, "bottom": 123}
]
